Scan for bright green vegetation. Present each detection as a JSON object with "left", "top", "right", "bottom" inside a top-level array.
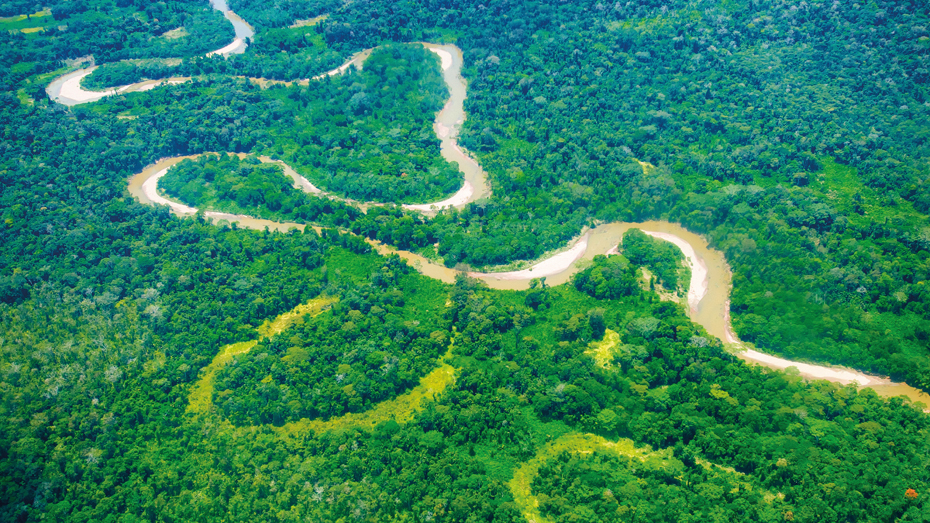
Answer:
[
  {"left": 622, "top": 228, "right": 691, "bottom": 295},
  {"left": 513, "top": 433, "right": 777, "bottom": 523},
  {"left": 186, "top": 295, "right": 336, "bottom": 415},
  {"left": 3, "top": 0, "right": 930, "bottom": 520},
  {"left": 2, "top": 200, "right": 930, "bottom": 520},
  {"left": 0, "top": 7, "right": 52, "bottom": 32},
  {"left": 212, "top": 254, "right": 452, "bottom": 425},
  {"left": 509, "top": 434, "right": 671, "bottom": 523},
  {"left": 809, "top": 159, "right": 929, "bottom": 230},
  {"left": 272, "top": 351, "right": 456, "bottom": 436},
  {"left": 584, "top": 328, "right": 621, "bottom": 369}
]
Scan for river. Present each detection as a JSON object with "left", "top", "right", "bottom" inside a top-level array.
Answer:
[
  {"left": 382, "top": 220, "right": 930, "bottom": 407},
  {"left": 56, "top": 6, "right": 928, "bottom": 411},
  {"left": 46, "top": 0, "right": 253, "bottom": 106},
  {"left": 207, "top": 0, "right": 254, "bottom": 56}
]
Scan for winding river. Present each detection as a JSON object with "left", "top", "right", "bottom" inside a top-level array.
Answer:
[
  {"left": 46, "top": 0, "right": 253, "bottom": 106},
  {"left": 51, "top": 9, "right": 929, "bottom": 410}
]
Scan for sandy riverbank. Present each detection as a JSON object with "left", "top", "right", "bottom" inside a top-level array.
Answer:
[
  {"left": 470, "top": 236, "right": 589, "bottom": 281},
  {"left": 641, "top": 230, "right": 709, "bottom": 313},
  {"left": 105, "top": 24, "right": 925, "bottom": 410},
  {"left": 127, "top": 43, "right": 486, "bottom": 216},
  {"left": 47, "top": 0, "right": 251, "bottom": 106},
  {"left": 141, "top": 168, "right": 197, "bottom": 214}
]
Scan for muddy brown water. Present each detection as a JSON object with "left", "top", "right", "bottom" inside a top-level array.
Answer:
[{"left": 117, "top": 40, "right": 927, "bottom": 410}]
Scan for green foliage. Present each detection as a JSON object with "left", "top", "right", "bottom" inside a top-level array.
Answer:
[
  {"left": 0, "top": 7, "right": 51, "bottom": 31},
  {"left": 268, "top": 44, "right": 461, "bottom": 204},
  {"left": 212, "top": 254, "right": 451, "bottom": 425},
  {"left": 622, "top": 228, "right": 691, "bottom": 294},
  {"left": 228, "top": 0, "right": 338, "bottom": 30},
  {"left": 3, "top": 0, "right": 930, "bottom": 520},
  {"left": 1, "top": 0, "right": 232, "bottom": 77},
  {"left": 0, "top": 1, "right": 44, "bottom": 17},
  {"left": 103, "top": 46, "right": 463, "bottom": 208},
  {"left": 80, "top": 59, "right": 179, "bottom": 91},
  {"left": 161, "top": 153, "right": 309, "bottom": 218},
  {"left": 532, "top": 450, "right": 775, "bottom": 522},
  {"left": 573, "top": 254, "right": 640, "bottom": 300},
  {"left": 82, "top": 23, "right": 348, "bottom": 89}
]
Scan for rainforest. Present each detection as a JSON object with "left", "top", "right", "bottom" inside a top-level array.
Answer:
[{"left": 1, "top": 0, "right": 930, "bottom": 521}]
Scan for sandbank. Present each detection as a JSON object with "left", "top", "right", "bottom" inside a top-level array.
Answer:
[
  {"left": 429, "top": 48, "right": 453, "bottom": 70},
  {"left": 641, "top": 230, "right": 709, "bottom": 312},
  {"left": 141, "top": 168, "right": 197, "bottom": 214},
  {"left": 471, "top": 235, "right": 589, "bottom": 281},
  {"left": 738, "top": 348, "right": 880, "bottom": 386}
]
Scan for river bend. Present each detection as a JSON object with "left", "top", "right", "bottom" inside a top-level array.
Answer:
[{"left": 51, "top": 8, "right": 929, "bottom": 410}]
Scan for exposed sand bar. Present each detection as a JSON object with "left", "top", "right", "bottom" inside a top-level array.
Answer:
[
  {"left": 206, "top": 38, "right": 245, "bottom": 57},
  {"left": 311, "top": 49, "right": 373, "bottom": 79},
  {"left": 47, "top": 0, "right": 252, "bottom": 105},
  {"left": 429, "top": 48, "right": 453, "bottom": 70},
  {"left": 47, "top": 67, "right": 193, "bottom": 106},
  {"left": 46, "top": 67, "right": 116, "bottom": 105},
  {"left": 470, "top": 235, "right": 589, "bottom": 281},
  {"left": 128, "top": 44, "right": 487, "bottom": 213},
  {"left": 738, "top": 348, "right": 881, "bottom": 386},
  {"left": 404, "top": 180, "right": 474, "bottom": 210},
  {"left": 260, "top": 156, "right": 321, "bottom": 193},
  {"left": 641, "top": 230, "right": 709, "bottom": 313},
  {"left": 142, "top": 168, "right": 197, "bottom": 214}
]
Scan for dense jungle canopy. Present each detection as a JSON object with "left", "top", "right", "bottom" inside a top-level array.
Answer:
[{"left": 1, "top": 0, "right": 930, "bottom": 521}]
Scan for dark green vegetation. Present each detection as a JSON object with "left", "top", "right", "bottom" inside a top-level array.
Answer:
[
  {"left": 0, "top": 1, "right": 43, "bottom": 17},
  {"left": 2, "top": 0, "right": 930, "bottom": 521},
  {"left": 161, "top": 154, "right": 310, "bottom": 219},
  {"left": 2, "top": 0, "right": 231, "bottom": 95},
  {"left": 572, "top": 255, "right": 640, "bottom": 301},
  {"left": 267, "top": 44, "right": 460, "bottom": 204},
  {"left": 149, "top": 45, "right": 460, "bottom": 205},
  {"left": 79, "top": 59, "right": 180, "bottom": 91},
  {"left": 81, "top": 22, "right": 347, "bottom": 89},
  {"left": 622, "top": 228, "right": 690, "bottom": 294},
  {"left": 227, "top": 0, "right": 337, "bottom": 31}
]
